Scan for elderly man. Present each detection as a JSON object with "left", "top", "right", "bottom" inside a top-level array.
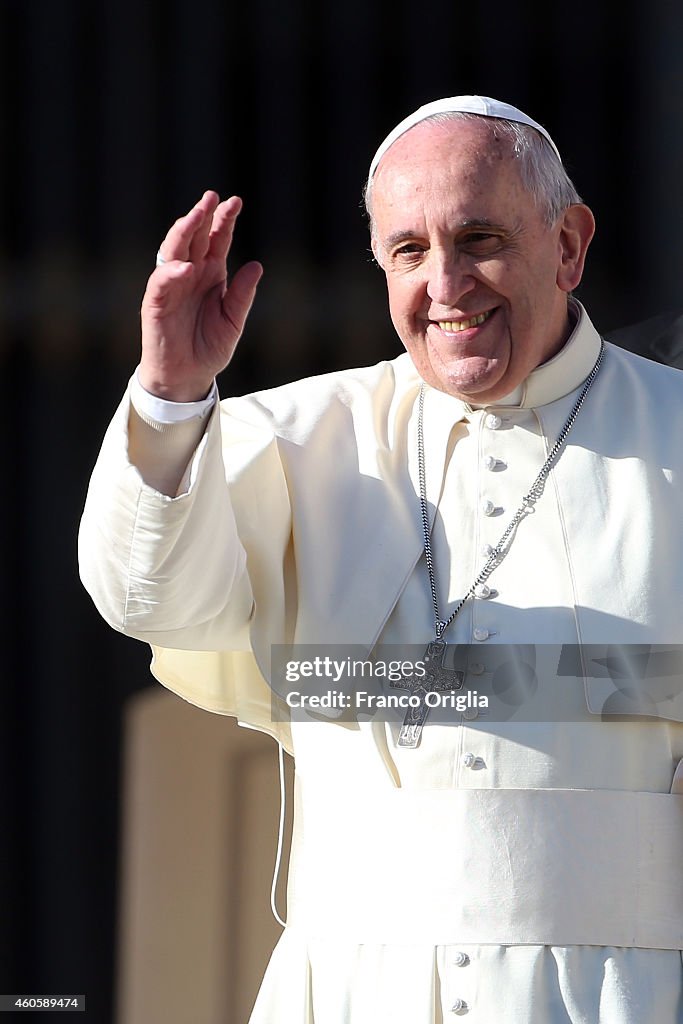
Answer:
[{"left": 80, "top": 97, "right": 683, "bottom": 1022}]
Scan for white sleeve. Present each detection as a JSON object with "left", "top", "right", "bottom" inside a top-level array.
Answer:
[
  {"left": 130, "top": 368, "right": 217, "bottom": 424},
  {"left": 78, "top": 383, "right": 254, "bottom": 652}
]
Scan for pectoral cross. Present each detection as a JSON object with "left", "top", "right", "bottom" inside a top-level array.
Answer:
[{"left": 391, "top": 640, "right": 464, "bottom": 748}]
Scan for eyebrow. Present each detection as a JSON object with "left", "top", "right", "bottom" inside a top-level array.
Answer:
[{"left": 381, "top": 219, "right": 503, "bottom": 249}]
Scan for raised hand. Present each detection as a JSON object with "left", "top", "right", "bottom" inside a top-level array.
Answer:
[{"left": 139, "top": 191, "right": 263, "bottom": 402}]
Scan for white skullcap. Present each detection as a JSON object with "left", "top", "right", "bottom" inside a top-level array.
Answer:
[{"left": 368, "top": 95, "right": 562, "bottom": 179}]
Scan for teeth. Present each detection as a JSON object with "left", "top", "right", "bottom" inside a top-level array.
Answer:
[{"left": 439, "top": 310, "right": 492, "bottom": 332}]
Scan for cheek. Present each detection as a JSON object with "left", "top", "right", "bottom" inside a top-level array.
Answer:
[
  {"left": 385, "top": 280, "right": 411, "bottom": 323},
  {"left": 472, "top": 256, "right": 516, "bottom": 291},
  {"left": 386, "top": 278, "right": 418, "bottom": 322}
]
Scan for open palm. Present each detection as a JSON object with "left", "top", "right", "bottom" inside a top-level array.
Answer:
[{"left": 139, "top": 191, "right": 262, "bottom": 402}]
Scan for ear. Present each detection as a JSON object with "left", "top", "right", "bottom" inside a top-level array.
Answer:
[
  {"left": 556, "top": 204, "right": 595, "bottom": 293},
  {"left": 370, "top": 233, "right": 383, "bottom": 269}
]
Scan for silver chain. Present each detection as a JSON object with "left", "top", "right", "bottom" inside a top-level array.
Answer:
[{"left": 417, "top": 342, "right": 605, "bottom": 640}]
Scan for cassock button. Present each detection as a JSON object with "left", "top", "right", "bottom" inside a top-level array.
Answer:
[
  {"left": 484, "top": 454, "right": 498, "bottom": 470},
  {"left": 481, "top": 499, "right": 496, "bottom": 516},
  {"left": 453, "top": 951, "right": 470, "bottom": 967},
  {"left": 474, "top": 583, "right": 491, "bottom": 599},
  {"left": 485, "top": 413, "right": 502, "bottom": 430},
  {"left": 481, "top": 542, "right": 496, "bottom": 558},
  {"left": 462, "top": 752, "right": 476, "bottom": 768},
  {"left": 473, "top": 627, "right": 490, "bottom": 641},
  {"left": 451, "top": 998, "right": 468, "bottom": 1013},
  {"left": 469, "top": 662, "right": 484, "bottom": 675},
  {"left": 462, "top": 707, "right": 479, "bottom": 721}
]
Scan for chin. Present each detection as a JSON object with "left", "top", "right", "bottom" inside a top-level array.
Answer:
[
  {"left": 426, "top": 347, "right": 507, "bottom": 393},
  {"left": 437, "top": 367, "right": 509, "bottom": 402}
]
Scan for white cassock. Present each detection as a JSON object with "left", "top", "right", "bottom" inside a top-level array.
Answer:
[{"left": 79, "top": 301, "right": 683, "bottom": 1022}]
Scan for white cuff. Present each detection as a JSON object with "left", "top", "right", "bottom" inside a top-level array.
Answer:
[{"left": 131, "top": 368, "right": 217, "bottom": 424}]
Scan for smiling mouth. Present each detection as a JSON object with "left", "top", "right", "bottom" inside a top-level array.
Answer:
[{"left": 433, "top": 309, "right": 494, "bottom": 332}]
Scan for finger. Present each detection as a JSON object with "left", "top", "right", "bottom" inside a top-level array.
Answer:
[
  {"left": 158, "top": 191, "right": 219, "bottom": 263},
  {"left": 221, "top": 260, "right": 263, "bottom": 334},
  {"left": 206, "top": 196, "right": 244, "bottom": 265},
  {"left": 187, "top": 190, "right": 222, "bottom": 262},
  {"left": 142, "top": 260, "right": 195, "bottom": 315}
]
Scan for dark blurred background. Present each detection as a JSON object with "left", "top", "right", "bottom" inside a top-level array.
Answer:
[{"left": 1, "top": 0, "right": 681, "bottom": 1020}]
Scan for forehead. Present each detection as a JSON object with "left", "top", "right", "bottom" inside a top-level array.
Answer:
[{"left": 371, "top": 119, "right": 533, "bottom": 228}]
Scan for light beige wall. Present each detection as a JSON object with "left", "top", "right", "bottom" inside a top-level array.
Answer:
[{"left": 116, "top": 688, "right": 293, "bottom": 1024}]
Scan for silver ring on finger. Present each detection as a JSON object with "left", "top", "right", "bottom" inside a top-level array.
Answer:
[{"left": 156, "top": 250, "right": 167, "bottom": 267}]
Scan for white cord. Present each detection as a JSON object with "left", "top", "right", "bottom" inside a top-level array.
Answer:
[{"left": 270, "top": 741, "right": 287, "bottom": 928}]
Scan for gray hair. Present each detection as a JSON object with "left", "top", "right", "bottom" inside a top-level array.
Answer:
[{"left": 363, "top": 111, "right": 582, "bottom": 233}]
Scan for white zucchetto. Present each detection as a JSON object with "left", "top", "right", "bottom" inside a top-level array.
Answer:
[{"left": 368, "top": 95, "right": 562, "bottom": 179}]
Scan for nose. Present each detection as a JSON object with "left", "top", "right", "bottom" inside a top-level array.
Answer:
[{"left": 426, "top": 250, "right": 476, "bottom": 306}]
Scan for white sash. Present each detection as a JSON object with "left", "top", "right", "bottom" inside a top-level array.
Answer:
[{"left": 286, "top": 784, "right": 683, "bottom": 949}]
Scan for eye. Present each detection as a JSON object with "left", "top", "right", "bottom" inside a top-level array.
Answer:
[
  {"left": 461, "top": 232, "right": 502, "bottom": 254},
  {"left": 392, "top": 242, "right": 426, "bottom": 260}
]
